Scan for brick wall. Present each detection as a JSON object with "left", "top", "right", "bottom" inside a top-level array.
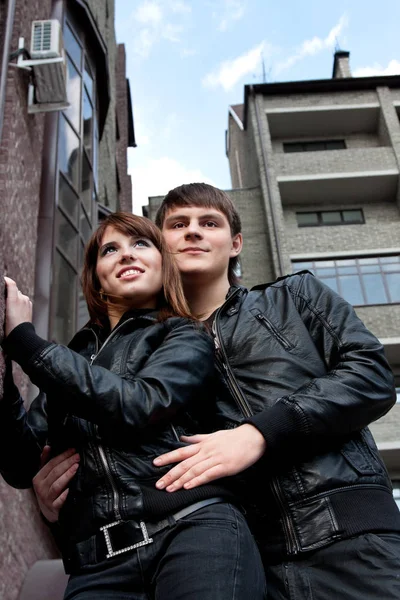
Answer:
[{"left": 0, "top": 2, "right": 60, "bottom": 598}]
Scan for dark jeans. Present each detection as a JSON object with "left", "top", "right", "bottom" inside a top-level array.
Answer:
[
  {"left": 64, "top": 502, "right": 266, "bottom": 599},
  {"left": 265, "top": 533, "right": 400, "bottom": 599}
]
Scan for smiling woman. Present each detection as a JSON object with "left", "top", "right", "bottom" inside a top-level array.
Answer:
[{"left": 0, "top": 212, "right": 266, "bottom": 600}]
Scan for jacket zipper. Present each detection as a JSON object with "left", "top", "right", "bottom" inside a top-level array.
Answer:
[
  {"left": 271, "top": 477, "right": 299, "bottom": 555},
  {"left": 212, "top": 293, "right": 253, "bottom": 419},
  {"left": 213, "top": 289, "right": 298, "bottom": 555},
  {"left": 255, "top": 313, "right": 293, "bottom": 350},
  {"left": 88, "top": 317, "right": 137, "bottom": 522}
]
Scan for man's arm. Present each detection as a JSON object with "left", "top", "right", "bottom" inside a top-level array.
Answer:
[{"left": 154, "top": 273, "right": 395, "bottom": 491}]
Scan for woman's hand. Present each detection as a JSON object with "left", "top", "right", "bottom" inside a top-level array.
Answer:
[
  {"left": 4, "top": 277, "right": 32, "bottom": 337},
  {"left": 33, "top": 446, "right": 80, "bottom": 523}
]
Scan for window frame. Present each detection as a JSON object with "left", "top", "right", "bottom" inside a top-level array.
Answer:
[
  {"left": 296, "top": 209, "right": 365, "bottom": 228},
  {"left": 292, "top": 255, "right": 400, "bottom": 308},
  {"left": 283, "top": 139, "right": 346, "bottom": 153}
]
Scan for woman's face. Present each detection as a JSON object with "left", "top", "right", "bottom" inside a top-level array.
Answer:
[{"left": 96, "top": 226, "right": 163, "bottom": 310}]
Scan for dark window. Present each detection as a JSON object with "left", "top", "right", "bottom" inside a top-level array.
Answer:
[
  {"left": 292, "top": 255, "right": 400, "bottom": 306},
  {"left": 296, "top": 209, "right": 364, "bottom": 227},
  {"left": 284, "top": 140, "right": 346, "bottom": 153},
  {"left": 51, "top": 15, "right": 99, "bottom": 343}
]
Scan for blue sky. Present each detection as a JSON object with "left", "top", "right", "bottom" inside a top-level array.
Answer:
[{"left": 114, "top": 0, "right": 400, "bottom": 214}]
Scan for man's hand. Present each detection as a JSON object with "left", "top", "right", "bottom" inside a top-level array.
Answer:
[
  {"left": 33, "top": 446, "right": 80, "bottom": 523},
  {"left": 4, "top": 277, "right": 32, "bottom": 337},
  {"left": 154, "top": 424, "right": 266, "bottom": 492}
]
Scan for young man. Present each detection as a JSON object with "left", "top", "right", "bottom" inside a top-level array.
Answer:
[{"left": 32, "top": 183, "right": 400, "bottom": 598}]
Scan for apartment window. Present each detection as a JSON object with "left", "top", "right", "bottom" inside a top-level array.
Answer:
[
  {"left": 234, "top": 258, "right": 242, "bottom": 279},
  {"left": 284, "top": 140, "right": 346, "bottom": 153},
  {"left": 396, "top": 388, "right": 400, "bottom": 403},
  {"left": 51, "top": 16, "right": 99, "bottom": 344},
  {"left": 292, "top": 255, "right": 400, "bottom": 306},
  {"left": 297, "top": 209, "right": 364, "bottom": 227}
]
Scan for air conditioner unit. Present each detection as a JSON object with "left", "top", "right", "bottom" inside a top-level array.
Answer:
[{"left": 29, "top": 20, "right": 68, "bottom": 105}]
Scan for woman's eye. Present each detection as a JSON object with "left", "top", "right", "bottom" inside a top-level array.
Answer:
[
  {"left": 133, "top": 239, "right": 150, "bottom": 248},
  {"left": 102, "top": 245, "right": 116, "bottom": 256}
]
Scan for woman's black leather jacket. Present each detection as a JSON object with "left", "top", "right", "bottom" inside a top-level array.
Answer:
[
  {"left": 0, "top": 311, "right": 224, "bottom": 545},
  {"left": 211, "top": 272, "right": 399, "bottom": 557}
]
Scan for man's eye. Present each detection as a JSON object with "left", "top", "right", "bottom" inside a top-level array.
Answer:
[
  {"left": 172, "top": 223, "right": 185, "bottom": 229},
  {"left": 204, "top": 221, "right": 217, "bottom": 227},
  {"left": 133, "top": 239, "right": 150, "bottom": 248}
]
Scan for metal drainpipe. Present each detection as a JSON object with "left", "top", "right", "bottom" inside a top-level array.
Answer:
[
  {"left": 250, "top": 85, "right": 285, "bottom": 277},
  {"left": 0, "top": 0, "right": 16, "bottom": 145}
]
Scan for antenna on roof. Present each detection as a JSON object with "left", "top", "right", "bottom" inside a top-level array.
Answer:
[
  {"left": 334, "top": 37, "right": 342, "bottom": 53},
  {"left": 261, "top": 52, "right": 266, "bottom": 83}
]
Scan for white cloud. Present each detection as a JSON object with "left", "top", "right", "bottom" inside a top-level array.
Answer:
[
  {"left": 218, "top": 0, "right": 246, "bottom": 32},
  {"left": 275, "top": 14, "right": 348, "bottom": 74},
  {"left": 131, "top": 0, "right": 190, "bottom": 58},
  {"left": 170, "top": 0, "right": 191, "bottom": 13},
  {"left": 353, "top": 59, "right": 400, "bottom": 77},
  {"left": 134, "top": 1, "right": 163, "bottom": 24},
  {"left": 129, "top": 157, "right": 216, "bottom": 214},
  {"left": 203, "top": 42, "right": 267, "bottom": 91}
]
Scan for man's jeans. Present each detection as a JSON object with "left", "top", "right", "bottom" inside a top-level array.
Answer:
[{"left": 64, "top": 502, "right": 266, "bottom": 599}]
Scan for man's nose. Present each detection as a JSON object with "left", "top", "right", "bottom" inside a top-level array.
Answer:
[{"left": 185, "top": 222, "right": 203, "bottom": 239}]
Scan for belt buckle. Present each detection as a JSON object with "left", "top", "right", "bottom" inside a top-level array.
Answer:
[{"left": 100, "top": 520, "right": 153, "bottom": 559}]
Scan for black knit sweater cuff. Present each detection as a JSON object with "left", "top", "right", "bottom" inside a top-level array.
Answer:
[
  {"left": 245, "top": 399, "right": 306, "bottom": 457},
  {"left": 2, "top": 322, "right": 52, "bottom": 368}
]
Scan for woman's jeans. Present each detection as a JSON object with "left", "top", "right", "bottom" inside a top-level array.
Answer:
[{"left": 64, "top": 502, "right": 266, "bottom": 599}]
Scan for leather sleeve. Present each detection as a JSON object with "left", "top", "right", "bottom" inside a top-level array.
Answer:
[
  {"left": 0, "top": 360, "right": 48, "bottom": 488},
  {"left": 3, "top": 320, "right": 215, "bottom": 437},
  {"left": 247, "top": 273, "right": 396, "bottom": 456}
]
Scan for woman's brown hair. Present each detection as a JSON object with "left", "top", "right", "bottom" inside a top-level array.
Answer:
[{"left": 81, "top": 212, "right": 192, "bottom": 324}]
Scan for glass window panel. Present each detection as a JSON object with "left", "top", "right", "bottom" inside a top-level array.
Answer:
[
  {"left": 337, "top": 259, "right": 356, "bottom": 266},
  {"left": 321, "top": 211, "right": 341, "bottom": 224},
  {"left": 326, "top": 140, "right": 346, "bottom": 150},
  {"left": 293, "top": 262, "right": 313, "bottom": 271},
  {"left": 315, "top": 260, "right": 335, "bottom": 268},
  {"left": 58, "top": 174, "right": 79, "bottom": 224},
  {"left": 337, "top": 266, "right": 358, "bottom": 275},
  {"left": 339, "top": 275, "right": 364, "bottom": 305},
  {"left": 83, "top": 59, "right": 94, "bottom": 99},
  {"left": 93, "top": 118, "right": 99, "bottom": 192},
  {"left": 284, "top": 143, "right": 302, "bottom": 153},
  {"left": 52, "top": 251, "right": 76, "bottom": 344},
  {"left": 64, "top": 24, "right": 82, "bottom": 70},
  {"left": 83, "top": 89, "right": 93, "bottom": 157},
  {"left": 79, "top": 241, "right": 85, "bottom": 268},
  {"left": 363, "top": 274, "right": 387, "bottom": 304},
  {"left": 58, "top": 116, "right": 80, "bottom": 189},
  {"left": 360, "top": 265, "right": 380, "bottom": 273},
  {"left": 382, "top": 263, "right": 400, "bottom": 272},
  {"left": 307, "top": 142, "right": 325, "bottom": 151},
  {"left": 343, "top": 209, "right": 363, "bottom": 223},
  {"left": 297, "top": 212, "right": 318, "bottom": 226},
  {"left": 320, "top": 277, "right": 338, "bottom": 293},
  {"left": 380, "top": 256, "right": 399, "bottom": 263},
  {"left": 56, "top": 209, "right": 78, "bottom": 266},
  {"left": 387, "top": 273, "right": 400, "bottom": 302},
  {"left": 81, "top": 152, "right": 92, "bottom": 217},
  {"left": 358, "top": 257, "right": 379, "bottom": 265},
  {"left": 80, "top": 209, "right": 92, "bottom": 242},
  {"left": 64, "top": 57, "right": 81, "bottom": 132},
  {"left": 316, "top": 268, "right": 336, "bottom": 276}
]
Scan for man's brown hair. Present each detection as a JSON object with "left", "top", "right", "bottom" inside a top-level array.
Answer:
[
  {"left": 81, "top": 212, "right": 191, "bottom": 324},
  {"left": 155, "top": 183, "right": 242, "bottom": 285}
]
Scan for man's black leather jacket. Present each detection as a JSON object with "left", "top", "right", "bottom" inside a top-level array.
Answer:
[
  {"left": 211, "top": 272, "right": 400, "bottom": 557},
  {"left": 0, "top": 312, "right": 227, "bottom": 545}
]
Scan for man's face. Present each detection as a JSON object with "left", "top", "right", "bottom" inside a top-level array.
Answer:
[{"left": 162, "top": 205, "right": 242, "bottom": 281}]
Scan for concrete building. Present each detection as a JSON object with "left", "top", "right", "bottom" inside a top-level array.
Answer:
[
  {"left": 146, "top": 50, "right": 400, "bottom": 505},
  {"left": 0, "top": 1, "right": 135, "bottom": 598}
]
